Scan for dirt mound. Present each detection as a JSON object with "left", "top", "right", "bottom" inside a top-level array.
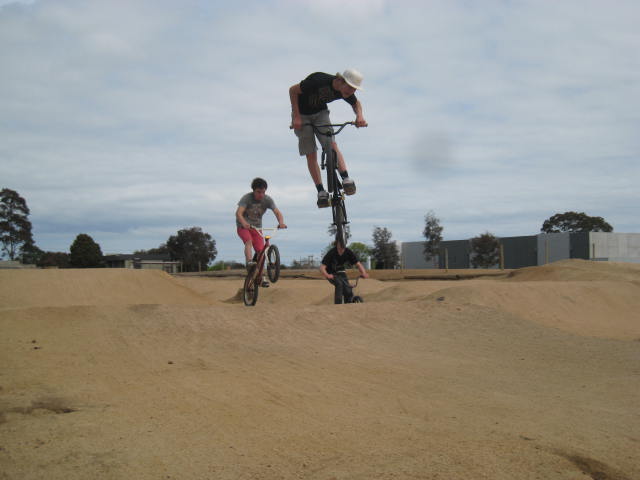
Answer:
[
  {"left": 424, "top": 280, "right": 640, "bottom": 340},
  {"left": 0, "top": 269, "right": 211, "bottom": 309},
  {"left": 2, "top": 298, "right": 638, "bottom": 479},
  {"left": 506, "top": 258, "right": 640, "bottom": 282},
  {"left": 2, "top": 263, "right": 640, "bottom": 478}
]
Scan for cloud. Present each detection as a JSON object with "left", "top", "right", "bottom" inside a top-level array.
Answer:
[
  {"left": 411, "top": 131, "right": 456, "bottom": 178},
  {"left": 2, "top": 0, "right": 639, "bottom": 263}
]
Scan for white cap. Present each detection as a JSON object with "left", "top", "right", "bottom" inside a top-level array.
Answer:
[{"left": 337, "top": 68, "right": 364, "bottom": 90}]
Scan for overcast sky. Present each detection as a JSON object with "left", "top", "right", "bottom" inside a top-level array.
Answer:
[{"left": 2, "top": 0, "right": 639, "bottom": 264}]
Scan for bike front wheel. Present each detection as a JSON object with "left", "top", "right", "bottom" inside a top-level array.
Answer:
[
  {"left": 334, "top": 201, "right": 348, "bottom": 248},
  {"left": 243, "top": 269, "right": 259, "bottom": 306},
  {"left": 266, "top": 244, "right": 281, "bottom": 283}
]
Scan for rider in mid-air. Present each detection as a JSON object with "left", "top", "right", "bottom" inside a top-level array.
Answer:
[
  {"left": 289, "top": 69, "right": 368, "bottom": 208},
  {"left": 236, "top": 178, "right": 287, "bottom": 286},
  {"left": 320, "top": 242, "right": 369, "bottom": 304}
]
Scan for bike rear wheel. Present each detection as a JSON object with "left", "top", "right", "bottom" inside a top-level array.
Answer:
[
  {"left": 266, "top": 244, "right": 280, "bottom": 283},
  {"left": 243, "top": 269, "right": 259, "bottom": 306}
]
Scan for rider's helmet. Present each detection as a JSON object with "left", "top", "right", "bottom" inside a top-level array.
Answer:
[{"left": 337, "top": 69, "right": 364, "bottom": 90}]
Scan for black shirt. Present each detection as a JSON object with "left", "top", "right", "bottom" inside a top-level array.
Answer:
[
  {"left": 321, "top": 247, "right": 359, "bottom": 274},
  {"left": 298, "top": 72, "right": 358, "bottom": 115}
]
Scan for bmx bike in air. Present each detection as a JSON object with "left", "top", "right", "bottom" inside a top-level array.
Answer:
[{"left": 297, "top": 121, "right": 359, "bottom": 248}]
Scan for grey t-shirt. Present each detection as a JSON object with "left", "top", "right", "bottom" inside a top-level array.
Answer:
[{"left": 236, "top": 192, "right": 276, "bottom": 228}]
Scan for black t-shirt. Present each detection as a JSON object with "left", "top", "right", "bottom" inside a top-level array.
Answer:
[
  {"left": 321, "top": 247, "right": 359, "bottom": 274},
  {"left": 298, "top": 72, "right": 358, "bottom": 115}
]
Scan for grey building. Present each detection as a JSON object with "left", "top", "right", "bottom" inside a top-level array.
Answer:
[
  {"left": 401, "top": 232, "right": 640, "bottom": 269},
  {"left": 400, "top": 240, "right": 472, "bottom": 269},
  {"left": 578, "top": 232, "right": 640, "bottom": 263},
  {"left": 537, "top": 232, "right": 640, "bottom": 264},
  {"left": 103, "top": 254, "right": 182, "bottom": 273}
]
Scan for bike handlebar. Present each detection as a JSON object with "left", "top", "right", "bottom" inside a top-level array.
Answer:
[
  {"left": 335, "top": 271, "right": 365, "bottom": 287},
  {"left": 250, "top": 226, "right": 286, "bottom": 231},
  {"left": 289, "top": 121, "right": 358, "bottom": 136}
]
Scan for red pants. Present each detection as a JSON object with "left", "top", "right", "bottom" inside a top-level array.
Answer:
[{"left": 237, "top": 227, "right": 264, "bottom": 254}]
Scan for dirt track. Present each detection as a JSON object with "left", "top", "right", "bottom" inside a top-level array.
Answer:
[{"left": 1, "top": 260, "right": 639, "bottom": 479}]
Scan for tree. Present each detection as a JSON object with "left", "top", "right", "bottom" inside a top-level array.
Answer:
[
  {"left": 423, "top": 210, "right": 443, "bottom": 266},
  {"left": 70, "top": 234, "right": 104, "bottom": 268},
  {"left": 371, "top": 227, "right": 399, "bottom": 269},
  {"left": 166, "top": 226, "right": 217, "bottom": 272},
  {"left": 348, "top": 242, "right": 371, "bottom": 265},
  {"left": 38, "top": 251, "right": 71, "bottom": 269},
  {"left": 0, "top": 188, "right": 35, "bottom": 260},
  {"left": 470, "top": 232, "right": 500, "bottom": 269},
  {"left": 134, "top": 245, "right": 169, "bottom": 256},
  {"left": 541, "top": 211, "right": 613, "bottom": 233},
  {"left": 20, "top": 244, "right": 43, "bottom": 265}
]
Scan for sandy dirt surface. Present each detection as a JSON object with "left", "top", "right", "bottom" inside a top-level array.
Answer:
[{"left": 1, "top": 259, "right": 639, "bottom": 479}]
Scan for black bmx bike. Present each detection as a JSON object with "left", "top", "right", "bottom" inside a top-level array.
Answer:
[
  {"left": 332, "top": 271, "right": 364, "bottom": 304},
  {"left": 302, "top": 121, "right": 357, "bottom": 248},
  {"left": 243, "top": 227, "right": 282, "bottom": 306}
]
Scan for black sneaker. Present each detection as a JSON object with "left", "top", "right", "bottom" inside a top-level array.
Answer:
[
  {"left": 317, "top": 191, "right": 330, "bottom": 208},
  {"left": 342, "top": 177, "right": 356, "bottom": 195}
]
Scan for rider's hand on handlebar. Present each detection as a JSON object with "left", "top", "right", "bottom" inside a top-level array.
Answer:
[{"left": 355, "top": 117, "right": 368, "bottom": 128}]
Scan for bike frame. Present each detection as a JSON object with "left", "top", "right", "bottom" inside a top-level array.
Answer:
[
  {"left": 305, "top": 121, "right": 355, "bottom": 248},
  {"left": 243, "top": 227, "right": 281, "bottom": 306},
  {"left": 251, "top": 227, "right": 280, "bottom": 279}
]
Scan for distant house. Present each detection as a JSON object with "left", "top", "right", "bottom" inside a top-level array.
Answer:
[
  {"left": 0, "top": 260, "right": 37, "bottom": 269},
  {"left": 103, "top": 254, "right": 182, "bottom": 274},
  {"left": 401, "top": 232, "right": 640, "bottom": 269}
]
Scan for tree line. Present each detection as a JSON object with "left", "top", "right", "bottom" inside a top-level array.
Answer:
[
  {"left": 0, "top": 188, "right": 217, "bottom": 271},
  {"left": 0, "top": 187, "right": 402, "bottom": 271},
  {"left": 2, "top": 187, "right": 614, "bottom": 270}
]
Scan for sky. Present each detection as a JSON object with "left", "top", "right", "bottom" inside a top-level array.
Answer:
[{"left": 2, "top": 0, "right": 639, "bottom": 265}]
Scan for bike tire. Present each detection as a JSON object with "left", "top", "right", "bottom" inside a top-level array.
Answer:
[
  {"left": 352, "top": 295, "right": 364, "bottom": 303},
  {"left": 327, "top": 149, "right": 338, "bottom": 194},
  {"left": 266, "top": 244, "right": 281, "bottom": 283},
  {"left": 334, "top": 201, "right": 347, "bottom": 248},
  {"left": 243, "top": 269, "right": 259, "bottom": 306}
]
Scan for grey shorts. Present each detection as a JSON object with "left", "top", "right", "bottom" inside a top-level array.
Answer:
[{"left": 293, "top": 109, "right": 334, "bottom": 156}]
